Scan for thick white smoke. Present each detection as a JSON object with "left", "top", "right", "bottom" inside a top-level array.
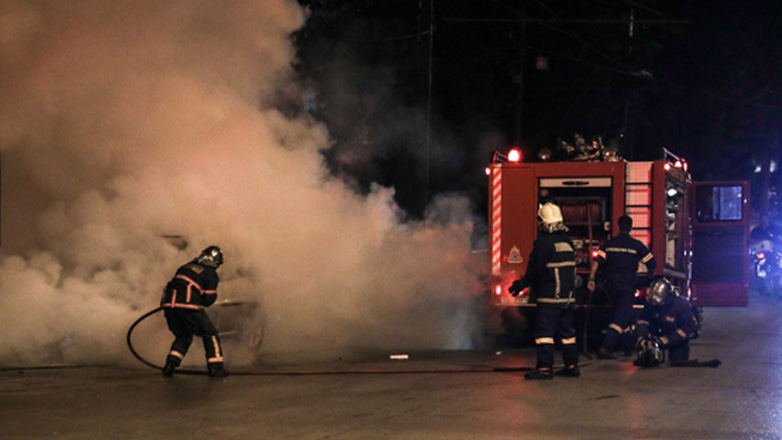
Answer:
[{"left": 0, "top": 0, "right": 486, "bottom": 367}]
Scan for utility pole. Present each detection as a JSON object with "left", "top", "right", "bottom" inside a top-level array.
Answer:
[
  {"left": 441, "top": 10, "right": 685, "bottom": 162},
  {"left": 424, "top": 0, "right": 434, "bottom": 215},
  {"left": 624, "top": 7, "right": 636, "bottom": 160},
  {"left": 513, "top": 0, "right": 528, "bottom": 146}
]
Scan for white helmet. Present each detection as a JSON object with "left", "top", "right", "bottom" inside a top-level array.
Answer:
[
  {"left": 538, "top": 203, "right": 564, "bottom": 225},
  {"left": 538, "top": 203, "right": 567, "bottom": 234}
]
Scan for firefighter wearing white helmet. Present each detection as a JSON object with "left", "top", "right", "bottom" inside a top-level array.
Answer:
[
  {"left": 633, "top": 277, "right": 700, "bottom": 365},
  {"left": 160, "top": 245, "right": 228, "bottom": 378},
  {"left": 537, "top": 202, "right": 567, "bottom": 233},
  {"left": 509, "top": 202, "right": 579, "bottom": 380}
]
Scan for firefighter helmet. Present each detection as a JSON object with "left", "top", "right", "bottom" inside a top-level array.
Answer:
[
  {"left": 538, "top": 203, "right": 564, "bottom": 225},
  {"left": 538, "top": 203, "right": 567, "bottom": 233},
  {"left": 647, "top": 277, "right": 673, "bottom": 306},
  {"left": 197, "top": 245, "right": 224, "bottom": 268}
]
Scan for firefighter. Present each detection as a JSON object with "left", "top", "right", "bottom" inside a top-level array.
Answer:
[
  {"left": 509, "top": 203, "right": 579, "bottom": 380},
  {"left": 587, "top": 215, "right": 656, "bottom": 359},
  {"left": 160, "top": 245, "right": 228, "bottom": 377},
  {"left": 633, "top": 277, "right": 700, "bottom": 365}
]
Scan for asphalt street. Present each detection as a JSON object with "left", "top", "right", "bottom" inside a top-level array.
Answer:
[{"left": 3, "top": 291, "right": 781, "bottom": 440}]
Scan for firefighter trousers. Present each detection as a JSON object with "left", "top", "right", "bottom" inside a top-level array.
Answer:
[
  {"left": 163, "top": 308, "right": 225, "bottom": 368},
  {"left": 602, "top": 287, "right": 636, "bottom": 351},
  {"left": 534, "top": 304, "right": 579, "bottom": 370}
]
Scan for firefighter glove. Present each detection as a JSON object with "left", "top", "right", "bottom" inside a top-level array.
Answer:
[
  {"left": 638, "top": 336, "right": 659, "bottom": 350},
  {"left": 509, "top": 279, "right": 527, "bottom": 297}
]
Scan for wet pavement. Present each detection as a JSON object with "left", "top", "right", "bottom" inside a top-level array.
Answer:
[{"left": 3, "top": 291, "right": 782, "bottom": 439}]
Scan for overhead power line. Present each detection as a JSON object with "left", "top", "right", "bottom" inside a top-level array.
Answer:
[
  {"left": 614, "top": 0, "right": 670, "bottom": 18},
  {"left": 440, "top": 17, "right": 689, "bottom": 25}
]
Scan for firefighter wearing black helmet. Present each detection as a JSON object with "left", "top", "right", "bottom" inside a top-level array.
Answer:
[
  {"left": 160, "top": 245, "right": 228, "bottom": 377},
  {"left": 634, "top": 277, "right": 700, "bottom": 364},
  {"left": 587, "top": 215, "right": 656, "bottom": 359},
  {"left": 509, "top": 203, "right": 579, "bottom": 380}
]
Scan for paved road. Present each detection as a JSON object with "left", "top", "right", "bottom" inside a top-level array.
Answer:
[{"left": 3, "top": 292, "right": 781, "bottom": 440}]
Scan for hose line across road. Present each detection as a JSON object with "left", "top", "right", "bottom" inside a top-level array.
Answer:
[{"left": 126, "top": 307, "right": 596, "bottom": 376}]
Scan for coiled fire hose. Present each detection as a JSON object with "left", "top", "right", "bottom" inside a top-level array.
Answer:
[{"left": 127, "top": 307, "right": 593, "bottom": 376}]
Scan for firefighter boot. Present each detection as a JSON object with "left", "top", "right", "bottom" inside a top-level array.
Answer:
[
  {"left": 162, "top": 360, "right": 177, "bottom": 377},
  {"left": 208, "top": 364, "right": 229, "bottom": 378},
  {"left": 598, "top": 347, "right": 617, "bottom": 359},
  {"left": 554, "top": 366, "right": 581, "bottom": 378},
  {"left": 524, "top": 369, "right": 554, "bottom": 380}
]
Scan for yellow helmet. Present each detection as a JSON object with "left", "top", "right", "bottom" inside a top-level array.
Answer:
[{"left": 538, "top": 203, "right": 564, "bottom": 225}]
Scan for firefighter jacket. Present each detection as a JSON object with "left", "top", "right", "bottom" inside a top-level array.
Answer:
[
  {"left": 160, "top": 260, "right": 219, "bottom": 310},
  {"left": 596, "top": 232, "right": 656, "bottom": 287},
  {"left": 522, "top": 230, "right": 576, "bottom": 305},
  {"left": 634, "top": 295, "right": 699, "bottom": 347}
]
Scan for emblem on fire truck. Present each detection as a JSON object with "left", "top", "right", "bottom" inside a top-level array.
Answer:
[{"left": 507, "top": 246, "right": 524, "bottom": 264}]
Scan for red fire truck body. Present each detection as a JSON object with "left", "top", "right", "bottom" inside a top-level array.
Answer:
[{"left": 487, "top": 150, "right": 749, "bottom": 312}]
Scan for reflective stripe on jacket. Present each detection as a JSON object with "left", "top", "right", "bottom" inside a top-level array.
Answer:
[
  {"left": 522, "top": 231, "right": 576, "bottom": 305},
  {"left": 160, "top": 261, "right": 219, "bottom": 310},
  {"left": 597, "top": 232, "right": 656, "bottom": 285},
  {"left": 634, "top": 296, "right": 699, "bottom": 346}
]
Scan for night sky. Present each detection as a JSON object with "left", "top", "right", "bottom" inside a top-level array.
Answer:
[{"left": 295, "top": 0, "right": 782, "bottom": 219}]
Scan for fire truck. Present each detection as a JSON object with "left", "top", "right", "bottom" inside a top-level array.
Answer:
[{"left": 486, "top": 144, "right": 750, "bottom": 342}]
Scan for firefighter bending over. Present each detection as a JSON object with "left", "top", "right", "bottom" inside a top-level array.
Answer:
[
  {"left": 509, "top": 203, "right": 579, "bottom": 380},
  {"left": 160, "top": 245, "right": 228, "bottom": 378},
  {"left": 634, "top": 277, "right": 700, "bottom": 366},
  {"left": 588, "top": 215, "right": 656, "bottom": 359}
]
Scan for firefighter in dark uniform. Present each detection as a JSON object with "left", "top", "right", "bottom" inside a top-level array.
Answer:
[
  {"left": 634, "top": 277, "right": 700, "bottom": 365},
  {"left": 587, "top": 215, "right": 656, "bottom": 359},
  {"left": 160, "top": 245, "right": 228, "bottom": 377},
  {"left": 509, "top": 203, "right": 579, "bottom": 380}
]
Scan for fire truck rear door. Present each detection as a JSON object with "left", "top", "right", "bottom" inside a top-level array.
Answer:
[{"left": 690, "top": 181, "right": 750, "bottom": 306}]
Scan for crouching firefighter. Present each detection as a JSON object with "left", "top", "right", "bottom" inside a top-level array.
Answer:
[
  {"left": 509, "top": 203, "right": 579, "bottom": 380},
  {"left": 160, "top": 246, "right": 228, "bottom": 377},
  {"left": 633, "top": 277, "right": 700, "bottom": 367}
]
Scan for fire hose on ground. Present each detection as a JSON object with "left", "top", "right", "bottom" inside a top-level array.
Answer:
[{"left": 127, "top": 307, "right": 595, "bottom": 376}]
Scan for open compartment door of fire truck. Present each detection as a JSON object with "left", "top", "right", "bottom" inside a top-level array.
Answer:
[
  {"left": 690, "top": 181, "right": 750, "bottom": 306},
  {"left": 488, "top": 157, "right": 627, "bottom": 306}
]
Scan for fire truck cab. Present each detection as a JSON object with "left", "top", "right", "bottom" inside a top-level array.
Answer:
[{"left": 487, "top": 146, "right": 749, "bottom": 341}]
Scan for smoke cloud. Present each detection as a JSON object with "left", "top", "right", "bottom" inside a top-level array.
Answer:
[{"left": 0, "top": 0, "right": 485, "bottom": 367}]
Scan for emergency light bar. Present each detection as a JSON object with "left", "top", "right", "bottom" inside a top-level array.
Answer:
[
  {"left": 663, "top": 148, "right": 688, "bottom": 172},
  {"left": 492, "top": 148, "right": 523, "bottom": 164}
]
